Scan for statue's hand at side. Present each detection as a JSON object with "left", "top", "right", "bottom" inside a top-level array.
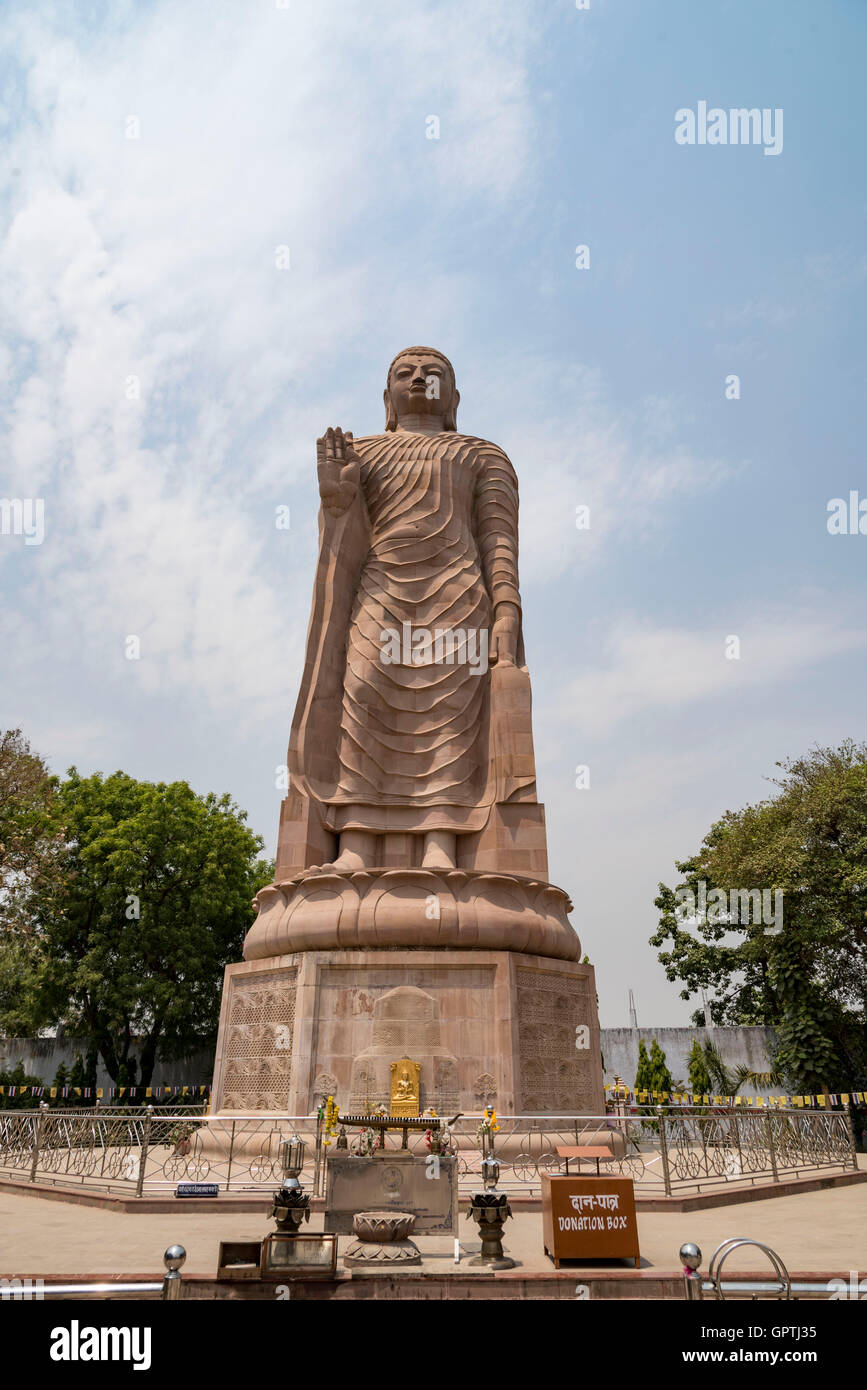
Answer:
[
  {"left": 317, "top": 427, "right": 360, "bottom": 516},
  {"left": 489, "top": 601, "right": 519, "bottom": 666}
]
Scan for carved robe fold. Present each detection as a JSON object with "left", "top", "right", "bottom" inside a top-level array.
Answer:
[{"left": 289, "top": 431, "right": 530, "bottom": 835}]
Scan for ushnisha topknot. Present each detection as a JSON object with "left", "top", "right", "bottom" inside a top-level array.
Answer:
[{"left": 384, "top": 346, "right": 458, "bottom": 431}]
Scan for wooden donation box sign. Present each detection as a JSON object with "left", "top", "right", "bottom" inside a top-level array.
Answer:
[{"left": 541, "top": 1175, "right": 640, "bottom": 1267}]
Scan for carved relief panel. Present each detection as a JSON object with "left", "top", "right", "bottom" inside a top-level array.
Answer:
[{"left": 223, "top": 969, "right": 297, "bottom": 1110}]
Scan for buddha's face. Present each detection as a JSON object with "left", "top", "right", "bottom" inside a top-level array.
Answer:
[{"left": 386, "top": 351, "right": 458, "bottom": 428}]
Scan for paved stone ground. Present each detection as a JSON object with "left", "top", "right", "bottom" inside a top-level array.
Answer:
[{"left": 1, "top": 1173, "right": 866, "bottom": 1279}]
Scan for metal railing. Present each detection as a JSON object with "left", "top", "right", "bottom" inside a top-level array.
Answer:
[
  {"left": 680, "top": 1238, "right": 838, "bottom": 1300},
  {"left": 0, "top": 1104, "right": 857, "bottom": 1198},
  {"left": 1, "top": 1246, "right": 186, "bottom": 1300}
]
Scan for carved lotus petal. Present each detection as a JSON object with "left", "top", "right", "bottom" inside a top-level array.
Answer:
[{"left": 352, "top": 1210, "right": 416, "bottom": 1242}]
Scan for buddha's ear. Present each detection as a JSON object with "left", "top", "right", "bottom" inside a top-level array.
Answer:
[
  {"left": 444, "top": 388, "right": 460, "bottom": 432},
  {"left": 384, "top": 387, "right": 397, "bottom": 432}
]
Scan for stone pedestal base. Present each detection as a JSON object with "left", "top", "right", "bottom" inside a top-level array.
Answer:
[
  {"left": 343, "top": 1211, "right": 421, "bottom": 1267},
  {"left": 210, "top": 947, "right": 604, "bottom": 1116}
]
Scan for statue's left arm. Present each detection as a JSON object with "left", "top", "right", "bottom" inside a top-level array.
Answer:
[{"left": 474, "top": 444, "right": 523, "bottom": 667}]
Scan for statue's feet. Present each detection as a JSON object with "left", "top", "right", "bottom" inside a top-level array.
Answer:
[
  {"left": 300, "top": 862, "right": 336, "bottom": 877},
  {"left": 325, "top": 830, "right": 377, "bottom": 873},
  {"left": 296, "top": 853, "right": 373, "bottom": 877},
  {"left": 299, "top": 855, "right": 368, "bottom": 876},
  {"left": 330, "top": 850, "right": 368, "bottom": 872}
]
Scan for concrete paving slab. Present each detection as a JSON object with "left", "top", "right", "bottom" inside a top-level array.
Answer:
[{"left": 1, "top": 1175, "right": 866, "bottom": 1280}]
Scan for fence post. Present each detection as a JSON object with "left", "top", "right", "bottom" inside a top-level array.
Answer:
[
  {"left": 764, "top": 1110, "right": 779, "bottom": 1182},
  {"left": 29, "top": 1101, "right": 49, "bottom": 1184},
  {"left": 161, "top": 1244, "right": 186, "bottom": 1300},
  {"left": 730, "top": 1109, "right": 744, "bottom": 1178},
  {"left": 136, "top": 1104, "right": 154, "bottom": 1198},
  {"left": 680, "top": 1242, "right": 703, "bottom": 1300},
  {"left": 657, "top": 1105, "right": 672, "bottom": 1196},
  {"left": 844, "top": 1104, "right": 859, "bottom": 1171},
  {"left": 314, "top": 1107, "right": 324, "bottom": 1196},
  {"left": 226, "top": 1120, "right": 235, "bottom": 1192}
]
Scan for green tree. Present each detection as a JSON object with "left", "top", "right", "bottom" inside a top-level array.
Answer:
[
  {"left": 701, "top": 1040, "right": 736, "bottom": 1094},
  {"left": 688, "top": 1038, "right": 712, "bottom": 1097},
  {"left": 0, "top": 765, "right": 272, "bottom": 1087},
  {"left": 69, "top": 1051, "right": 86, "bottom": 1100},
  {"left": 84, "top": 1039, "right": 99, "bottom": 1091},
  {"left": 633, "top": 1038, "right": 651, "bottom": 1095},
  {"left": 647, "top": 1038, "right": 673, "bottom": 1096},
  {"left": 652, "top": 743, "right": 867, "bottom": 1093},
  {"left": 633, "top": 1037, "right": 673, "bottom": 1130},
  {"left": 0, "top": 731, "right": 63, "bottom": 1002},
  {"left": 633, "top": 1037, "right": 673, "bottom": 1097},
  {"left": 0, "top": 1060, "right": 43, "bottom": 1110}
]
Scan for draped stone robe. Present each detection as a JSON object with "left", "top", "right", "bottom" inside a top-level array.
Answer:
[{"left": 288, "top": 431, "right": 528, "bottom": 838}]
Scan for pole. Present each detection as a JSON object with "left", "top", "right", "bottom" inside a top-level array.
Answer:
[
  {"left": 730, "top": 1109, "right": 744, "bottom": 1179},
  {"left": 657, "top": 1106, "right": 672, "bottom": 1196},
  {"left": 680, "top": 1242, "right": 703, "bottom": 1300},
  {"left": 844, "top": 1102, "right": 859, "bottom": 1171},
  {"left": 30, "top": 1101, "right": 49, "bottom": 1184},
  {"left": 764, "top": 1109, "right": 779, "bottom": 1182},
  {"left": 136, "top": 1104, "right": 153, "bottom": 1198},
  {"left": 314, "top": 1107, "right": 323, "bottom": 1196},
  {"left": 161, "top": 1244, "right": 186, "bottom": 1300}
]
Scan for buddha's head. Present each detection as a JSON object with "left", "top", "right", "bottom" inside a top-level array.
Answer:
[{"left": 384, "top": 346, "right": 459, "bottom": 432}]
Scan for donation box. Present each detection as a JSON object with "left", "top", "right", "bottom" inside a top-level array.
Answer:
[{"left": 541, "top": 1174, "right": 640, "bottom": 1268}]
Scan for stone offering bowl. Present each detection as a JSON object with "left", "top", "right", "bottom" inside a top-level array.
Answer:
[{"left": 352, "top": 1210, "right": 416, "bottom": 1242}]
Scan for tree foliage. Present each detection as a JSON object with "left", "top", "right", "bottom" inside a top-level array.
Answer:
[
  {"left": 687, "top": 1038, "right": 712, "bottom": 1096},
  {"left": 0, "top": 755, "right": 272, "bottom": 1086},
  {"left": 652, "top": 742, "right": 867, "bottom": 1092},
  {"left": 0, "top": 1060, "right": 44, "bottom": 1110},
  {"left": 0, "top": 729, "right": 63, "bottom": 929},
  {"left": 633, "top": 1037, "right": 673, "bottom": 1095}
]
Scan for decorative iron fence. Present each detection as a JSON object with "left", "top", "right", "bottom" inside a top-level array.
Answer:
[{"left": 0, "top": 1105, "right": 857, "bottom": 1199}]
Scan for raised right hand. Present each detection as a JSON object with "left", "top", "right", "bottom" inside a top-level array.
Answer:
[{"left": 317, "top": 427, "right": 360, "bottom": 516}]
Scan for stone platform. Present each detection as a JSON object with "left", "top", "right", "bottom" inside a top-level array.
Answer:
[
  {"left": 245, "top": 866, "right": 580, "bottom": 962},
  {"left": 4, "top": 1174, "right": 866, "bottom": 1299},
  {"left": 4, "top": 1167, "right": 863, "bottom": 1214},
  {"left": 210, "top": 947, "right": 604, "bottom": 1115}
]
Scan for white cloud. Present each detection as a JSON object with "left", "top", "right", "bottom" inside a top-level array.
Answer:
[
  {"left": 0, "top": 1, "right": 541, "bottom": 732},
  {"left": 470, "top": 356, "right": 731, "bottom": 587},
  {"left": 559, "top": 603, "right": 867, "bottom": 735}
]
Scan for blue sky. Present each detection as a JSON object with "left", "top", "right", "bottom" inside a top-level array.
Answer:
[{"left": 2, "top": 0, "right": 865, "bottom": 1025}]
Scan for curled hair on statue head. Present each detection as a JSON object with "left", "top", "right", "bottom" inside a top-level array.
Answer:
[{"left": 384, "top": 347, "right": 458, "bottom": 431}]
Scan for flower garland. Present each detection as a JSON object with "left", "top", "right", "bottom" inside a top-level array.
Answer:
[
  {"left": 476, "top": 1105, "right": 500, "bottom": 1140},
  {"left": 322, "top": 1095, "right": 340, "bottom": 1148}
]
